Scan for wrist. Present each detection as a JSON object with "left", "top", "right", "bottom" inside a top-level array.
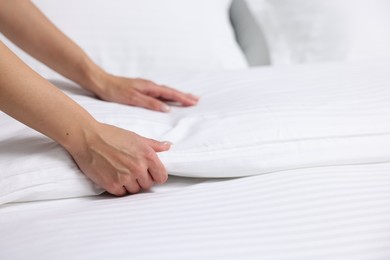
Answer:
[
  {"left": 75, "top": 56, "right": 109, "bottom": 97},
  {"left": 58, "top": 114, "right": 101, "bottom": 158}
]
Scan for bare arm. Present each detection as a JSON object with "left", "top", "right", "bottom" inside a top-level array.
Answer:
[
  {"left": 0, "top": 0, "right": 198, "bottom": 112},
  {"left": 0, "top": 40, "right": 169, "bottom": 195}
]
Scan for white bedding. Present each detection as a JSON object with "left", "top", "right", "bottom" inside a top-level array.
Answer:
[
  {"left": 1, "top": 60, "right": 390, "bottom": 204},
  {"left": 1, "top": 163, "right": 390, "bottom": 260},
  {"left": 1, "top": 2, "right": 390, "bottom": 258},
  {"left": 1, "top": 61, "right": 390, "bottom": 258}
]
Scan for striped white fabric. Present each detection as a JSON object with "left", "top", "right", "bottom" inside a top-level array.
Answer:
[
  {"left": 152, "top": 61, "right": 390, "bottom": 177},
  {"left": 1, "top": 60, "right": 390, "bottom": 204},
  {"left": 1, "top": 162, "right": 390, "bottom": 259}
]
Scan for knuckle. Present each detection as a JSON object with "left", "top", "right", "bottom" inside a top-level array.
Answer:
[
  {"left": 119, "top": 173, "right": 132, "bottom": 184},
  {"left": 127, "top": 92, "right": 139, "bottom": 103},
  {"left": 150, "top": 101, "right": 163, "bottom": 111},
  {"left": 143, "top": 181, "right": 153, "bottom": 190},
  {"left": 154, "top": 170, "right": 168, "bottom": 184},
  {"left": 128, "top": 184, "right": 141, "bottom": 194},
  {"left": 103, "top": 181, "right": 117, "bottom": 192},
  {"left": 139, "top": 175, "right": 154, "bottom": 190},
  {"left": 144, "top": 149, "right": 156, "bottom": 161},
  {"left": 131, "top": 165, "right": 146, "bottom": 178},
  {"left": 107, "top": 184, "right": 126, "bottom": 196},
  {"left": 141, "top": 184, "right": 153, "bottom": 191}
]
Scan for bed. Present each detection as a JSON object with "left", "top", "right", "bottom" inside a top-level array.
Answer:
[{"left": 1, "top": 1, "right": 390, "bottom": 259}]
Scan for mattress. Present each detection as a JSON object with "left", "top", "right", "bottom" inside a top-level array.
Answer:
[{"left": 1, "top": 163, "right": 390, "bottom": 260}]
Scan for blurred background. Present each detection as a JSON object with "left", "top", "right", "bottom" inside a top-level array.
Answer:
[
  {"left": 2, "top": 0, "right": 390, "bottom": 76},
  {"left": 241, "top": 0, "right": 390, "bottom": 65}
]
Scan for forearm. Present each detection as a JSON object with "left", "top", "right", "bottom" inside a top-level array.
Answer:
[
  {"left": 0, "top": 40, "right": 170, "bottom": 195},
  {"left": 0, "top": 40, "right": 98, "bottom": 154},
  {"left": 0, "top": 0, "right": 199, "bottom": 113},
  {"left": 0, "top": 0, "right": 104, "bottom": 93}
]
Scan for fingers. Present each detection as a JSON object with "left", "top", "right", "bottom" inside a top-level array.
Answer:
[
  {"left": 133, "top": 90, "right": 198, "bottom": 112},
  {"left": 133, "top": 93, "right": 172, "bottom": 112},
  {"left": 159, "top": 85, "right": 199, "bottom": 106},
  {"left": 147, "top": 158, "right": 168, "bottom": 184},
  {"left": 139, "top": 137, "right": 170, "bottom": 184},
  {"left": 124, "top": 180, "right": 142, "bottom": 194},
  {"left": 141, "top": 146, "right": 168, "bottom": 184},
  {"left": 142, "top": 137, "right": 171, "bottom": 152},
  {"left": 142, "top": 80, "right": 199, "bottom": 107},
  {"left": 113, "top": 168, "right": 165, "bottom": 195},
  {"left": 107, "top": 141, "right": 169, "bottom": 195},
  {"left": 109, "top": 169, "right": 161, "bottom": 195},
  {"left": 105, "top": 184, "right": 127, "bottom": 197},
  {"left": 136, "top": 171, "right": 154, "bottom": 190},
  {"left": 96, "top": 76, "right": 199, "bottom": 111},
  {"left": 130, "top": 80, "right": 199, "bottom": 112},
  {"left": 151, "top": 84, "right": 199, "bottom": 107},
  {"left": 74, "top": 123, "right": 170, "bottom": 198}
]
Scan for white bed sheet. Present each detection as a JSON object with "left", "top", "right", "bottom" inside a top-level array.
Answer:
[
  {"left": 1, "top": 163, "right": 390, "bottom": 260},
  {"left": 2, "top": 60, "right": 390, "bottom": 204}
]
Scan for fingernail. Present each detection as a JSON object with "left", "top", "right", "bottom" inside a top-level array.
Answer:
[
  {"left": 162, "top": 141, "right": 173, "bottom": 146},
  {"left": 188, "top": 94, "right": 200, "bottom": 100},
  {"left": 162, "top": 104, "right": 171, "bottom": 112}
]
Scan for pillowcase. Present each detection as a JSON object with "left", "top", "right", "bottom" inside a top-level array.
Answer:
[
  {"left": 1, "top": 60, "right": 390, "bottom": 204},
  {"left": 246, "top": 0, "right": 390, "bottom": 64},
  {"left": 229, "top": 0, "right": 271, "bottom": 66},
  {"left": 0, "top": 0, "right": 247, "bottom": 79}
]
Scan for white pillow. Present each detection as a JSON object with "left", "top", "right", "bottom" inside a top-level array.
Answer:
[
  {"left": 1, "top": 60, "right": 390, "bottom": 204},
  {"left": 0, "top": 0, "right": 247, "bottom": 79},
  {"left": 246, "top": 0, "right": 390, "bottom": 64},
  {"left": 229, "top": 0, "right": 271, "bottom": 66}
]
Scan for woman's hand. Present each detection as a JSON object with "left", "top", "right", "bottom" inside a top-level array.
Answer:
[
  {"left": 88, "top": 72, "right": 199, "bottom": 112},
  {"left": 69, "top": 122, "right": 171, "bottom": 196},
  {"left": 0, "top": 0, "right": 199, "bottom": 113}
]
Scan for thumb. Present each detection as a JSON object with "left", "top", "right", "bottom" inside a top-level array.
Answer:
[{"left": 142, "top": 137, "right": 172, "bottom": 152}]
